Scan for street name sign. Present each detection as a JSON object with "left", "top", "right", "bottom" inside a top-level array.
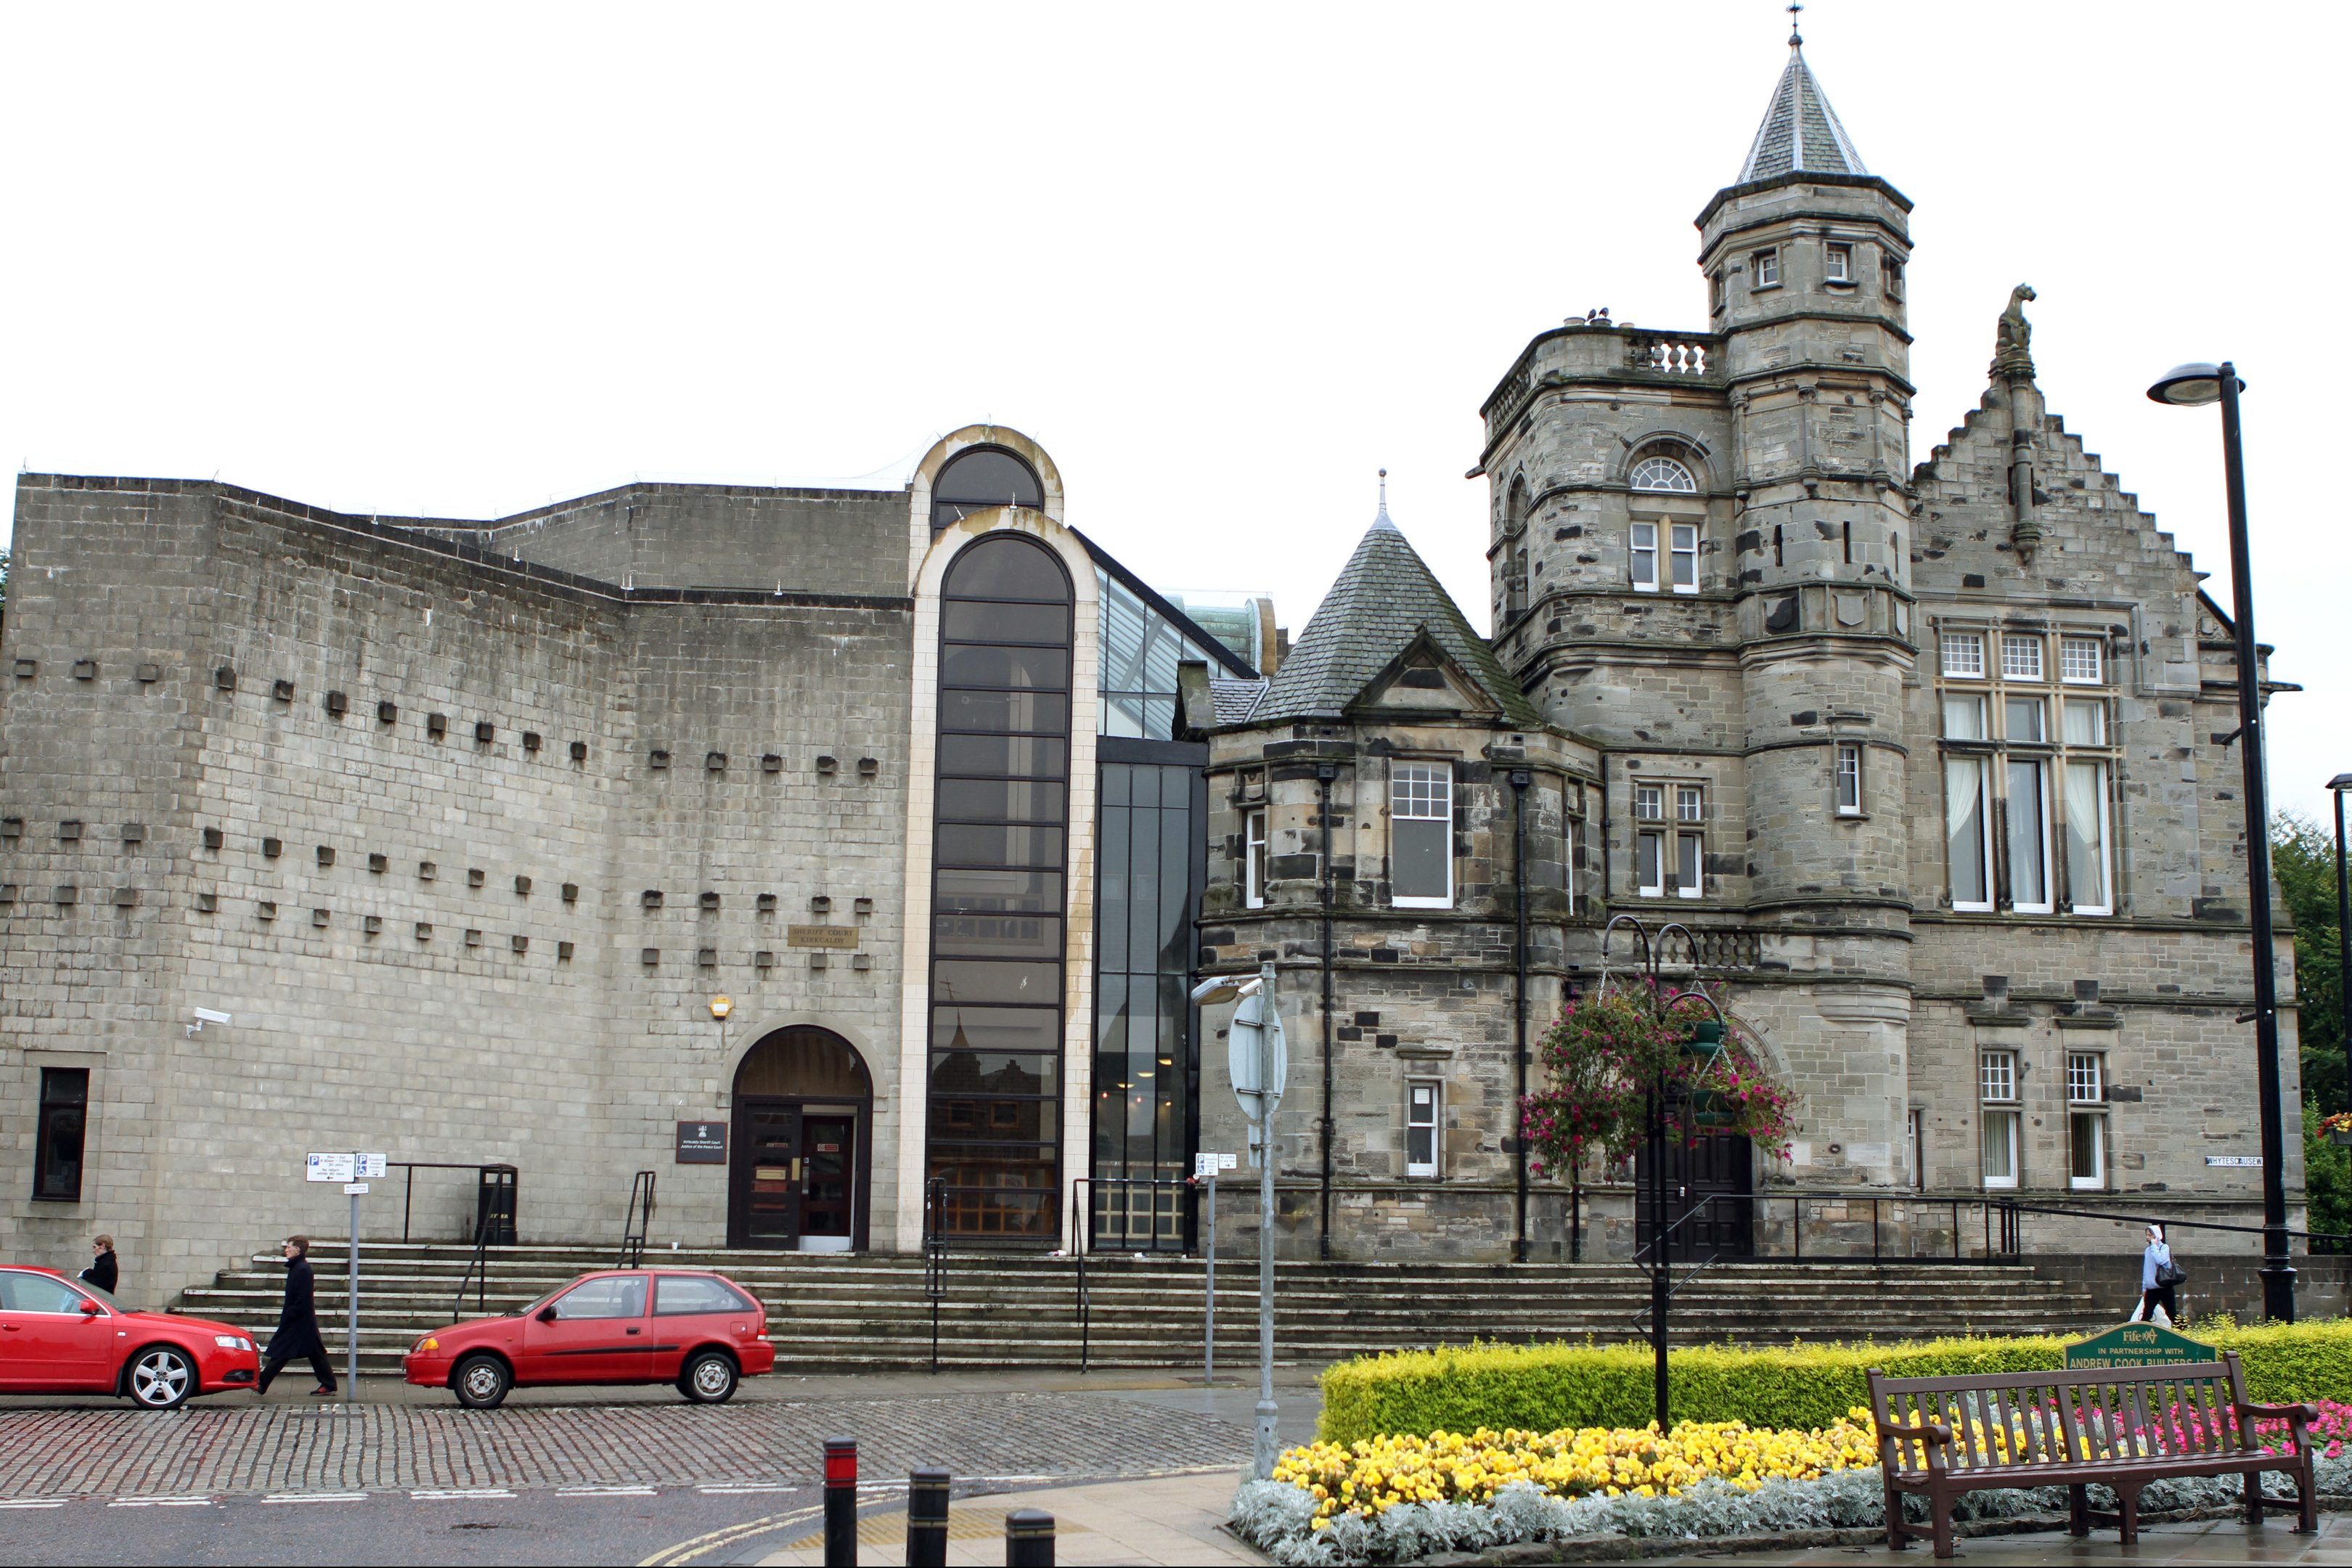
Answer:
[{"left": 2064, "top": 1323, "right": 2218, "bottom": 1368}]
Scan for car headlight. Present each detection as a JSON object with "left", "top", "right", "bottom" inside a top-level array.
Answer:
[{"left": 214, "top": 1336, "right": 245, "bottom": 1350}]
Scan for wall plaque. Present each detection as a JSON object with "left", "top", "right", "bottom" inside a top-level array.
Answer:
[
  {"left": 788, "top": 924, "right": 859, "bottom": 950},
  {"left": 675, "top": 1121, "right": 727, "bottom": 1164}
]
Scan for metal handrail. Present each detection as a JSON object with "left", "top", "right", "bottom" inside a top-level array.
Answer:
[
  {"left": 1070, "top": 1182, "right": 1092, "bottom": 1373},
  {"left": 450, "top": 1206, "right": 492, "bottom": 1320},
  {"left": 618, "top": 1170, "right": 656, "bottom": 1267},
  {"left": 923, "top": 1177, "right": 947, "bottom": 1376},
  {"left": 391, "top": 1160, "right": 516, "bottom": 1244}
]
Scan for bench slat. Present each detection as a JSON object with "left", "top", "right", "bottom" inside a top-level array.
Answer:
[{"left": 2054, "top": 1379, "right": 2087, "bottom": 1464}]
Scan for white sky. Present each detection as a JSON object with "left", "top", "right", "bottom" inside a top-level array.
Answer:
[{"left": 2, "top": 1, "right": 2345, "bottom": 821}]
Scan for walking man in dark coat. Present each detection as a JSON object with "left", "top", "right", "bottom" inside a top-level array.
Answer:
[
  {"left": 79, "top": 1235, "right": 118, "bottom": 1294},
  {"left": 256, "top": 1236, "right": 337, "bottom": 1396}
]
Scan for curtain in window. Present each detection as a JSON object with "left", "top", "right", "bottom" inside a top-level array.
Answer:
[
  {"left": 2005, "top": 759, "right": 2047, "bottom": 907},
  {"left": 2065, "top": 760, "right": 2109, "bottom": 910},
  {"left": 1945, "top": 758, "right": 1987, "bottom": 905}
]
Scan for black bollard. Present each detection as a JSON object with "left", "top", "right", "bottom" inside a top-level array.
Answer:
[
  {"left": 905, "top": 1467, "right": 950, "bottom": 1567},
  {"left": 823, "top": 1437, "right": 857, "bottom": 1567},
  {"left": 1004, "top": 1507, "right": 1055, "bottom": 1567}
]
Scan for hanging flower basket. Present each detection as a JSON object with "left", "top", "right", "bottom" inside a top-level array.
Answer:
[{"left": 2322, "top": 1113, "right": 2352, "bottom": 1147}]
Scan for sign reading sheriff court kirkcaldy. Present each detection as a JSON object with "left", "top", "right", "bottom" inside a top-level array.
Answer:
[{"left": 2064, "top": 1323, "right": 2220, "bottom": 1368}]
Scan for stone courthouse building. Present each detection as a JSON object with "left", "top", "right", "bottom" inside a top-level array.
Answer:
[
  {"left": 1, "top": 35, "right": 2301, "bottom": 1292},
  {"left": 1183, "top": 33, "right": 2301, "bottom": 1261}
]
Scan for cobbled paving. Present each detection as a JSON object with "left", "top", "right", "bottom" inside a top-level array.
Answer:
[{"left": 0, "top": 1393, "right": 1249, "bottom": 1498}]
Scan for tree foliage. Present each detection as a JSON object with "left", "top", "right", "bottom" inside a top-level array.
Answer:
[{"left": 2277, "top": 812, "right": 2345, "bottom": 1111}]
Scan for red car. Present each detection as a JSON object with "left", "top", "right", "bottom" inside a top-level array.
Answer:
[
  {"left": 0, "top": 1265, "right": 259, "bottom": 1410},
  {"left": 403, "top": 1268, "right": 774, "bottom": 1409}
]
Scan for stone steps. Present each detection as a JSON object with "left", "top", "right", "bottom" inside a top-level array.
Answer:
[{"left": 180, "top": 1240, "right": 2107, "bottom": 1376}]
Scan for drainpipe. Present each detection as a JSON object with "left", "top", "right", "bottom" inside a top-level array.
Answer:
[
  {"left": 1510, "top": 769, "right": 1531, "bottom": 1264},
  {"left": 1317, "top": 761, "right": 1338, "bottom": 1262}
]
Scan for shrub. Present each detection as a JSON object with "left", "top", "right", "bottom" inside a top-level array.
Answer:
[{"left": 1318, "top": 1322, "right": 2352, "bottom": 1445}]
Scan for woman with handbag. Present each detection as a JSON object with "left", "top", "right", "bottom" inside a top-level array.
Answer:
[{"left": 2134, "top": 1222, "right": 2183, "bottom": 1325}]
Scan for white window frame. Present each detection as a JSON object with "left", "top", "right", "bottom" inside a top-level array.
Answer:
[
  {"left": 1674, "top": 785, "right": 1705, "bottom": 899},
  {"left": 1940, "top": 631, "right": 1985, "bottom": 679},
  {"left": 1945, "top": 757, "right": 1994, "bottom": 912},
  {"left": 2067, "top": 1051, "right": 2105, "bottom": 1190},
  {"left": 1244, "top": 809, "right": 1267, "bottom": 910},
  {"left": 1669, "top": 523, "right": 1699, "bottom": 594},
  {"left": 2060, "top": 635, "right": 2104, "bottom": 685},
  {"left": 2004, "top": 756, "right": 2055, "bottom": 915},
  {"left": 1389, "top": 763, "right": 1454, "bottom": 910},
  {"left": 2064, "top": 759, "right": 2115, "bottom": 917},
  {"left": 1752, "top": 248, "right": 1779, "bottom": 287},
  {"left": 1824, "top": 242, "right": 1851, "bottom": 282},
  {"left": 1980, "top": 1050, "right": 2020, "bottom": 1191},
  {"left": 1405, "top": 1080, "right": 1440, "bottom": 1178},
  {"left": 1630, "top": 521, "right": 1659, "bottom": 591},
  {"left": 2062, "top": 698, "right": 2107, "bottom": 747},
  {"left": 1908, "top": 1108, "right": 1925, "bottom": 1191},
  {"left": 1835, "top": 743, "right": 1863, "bottom": 817},
  {"left": 2003, "top": 694, "right": 2045, "bottom": 744},
  {"left": 1636, "top": 830, "right": 1666, "bottom": 899},
  {"left": 2001, "top": 633, "right": 2044, "bottom": 682}
]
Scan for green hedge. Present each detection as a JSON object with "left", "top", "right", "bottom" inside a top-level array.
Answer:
[{"left": 1318, "top": 1320, "right": 2352, "bottom": 1445}]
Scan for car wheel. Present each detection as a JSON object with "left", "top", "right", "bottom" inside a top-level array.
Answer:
[
  {"left": 126, "top": 1345, "right": 195, "bottom": 1410},
  {"left": 452, "top": 1354, "right": 512, "bottom": 1410},
  {"left": 681, "top": 1351, "right": 738, "bottom": 1404}
]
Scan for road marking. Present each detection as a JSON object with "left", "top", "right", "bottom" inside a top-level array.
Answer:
[
  {"left": 694, "top": 1483, "right": 793, "bottom": 1495},
  {"left": 557, "top": 1485, "right": 656, "bottom": 1497},
  {"left": 263, "top": 1492, "right": 369, "bottom": 1504},
  {"left": 410, "top": 1488, "right": 516, "bottom": 1501},
  {"left": 108, "top": 1495, "right": 214, "bottom": 1508},
  {"left": 640, "top": 1503, "right": 823, "bottom": 1566},
  {"left": 0, "top": 1499, "right": 65, "bottom": 1510}
]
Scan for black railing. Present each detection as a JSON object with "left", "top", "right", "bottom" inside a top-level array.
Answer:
[
  {"left": 1628, "top": 1191, "right": 2021, "bottom": 1265},
  {"left": 1084, "top": 1175, "right": 1196, "bottom": 1254},
  {"left": 451, "top": 1206, "right": 494, "bottom": 1320},
  {"left": 618, "top": 1170, "right": 656, "bottom": 1267},
  {"left": 1070, "top": 1183, "right": 1093, "bottom": 1373},
  {"left": 391, "top": 1161, "right": 519, "bottom": 1244},
  {"left": 923, "top": 1177, "right": 947, "bottom": 1376}
]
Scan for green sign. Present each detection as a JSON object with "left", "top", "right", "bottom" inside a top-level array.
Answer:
[{"left": 2064, "top": 1323, "right": 2220, "bottom": 1369}]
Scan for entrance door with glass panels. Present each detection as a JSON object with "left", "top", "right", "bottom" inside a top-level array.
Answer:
[
  {"left": 799, "top": 1112, "right": 857, "bottom": 1251},
  {"left": 730, "top": 1103, "right": 801, "bottom": 1249}
]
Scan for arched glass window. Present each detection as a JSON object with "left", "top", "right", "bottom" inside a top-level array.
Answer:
[
  {"left": 1506, "top": 473, "right": 1530, "bottom": 526},
  {"left": 931, "top": 446, "right": 1045, "bottom": 533},
  {"left": 1630, "top": 456, "right": 1698, "bottom": 493},
  {"left": 929, "top": 533, "right": 1074, "bottom": 1242}
]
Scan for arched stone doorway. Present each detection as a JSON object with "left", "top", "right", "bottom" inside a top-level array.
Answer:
[{"left": 729, "top": 1026, "right": 874, "bottom": 1251}]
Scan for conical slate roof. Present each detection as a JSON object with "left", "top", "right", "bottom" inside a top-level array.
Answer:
[
  {"left": 1254, "top": 490, "right": 1540, "bottom": 726},
  {"left": 1736, "top": 33, "right": 1867, "bottom": 184}
]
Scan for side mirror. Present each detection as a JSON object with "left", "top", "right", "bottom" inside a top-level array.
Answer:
[
  {"left": 78, "top": 1300, "right": 102, "bottom": 1316},
  {"left": 536, "top": 1306, "right": 559, "bottom": 1323}
]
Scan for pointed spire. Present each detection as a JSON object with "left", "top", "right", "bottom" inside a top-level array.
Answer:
[
  {"left": 1735, "top": 11, "right": 1868, "bottom": 184},
  {"left": 1254, "top": 496, "right": 1540, "bottom": 726}
]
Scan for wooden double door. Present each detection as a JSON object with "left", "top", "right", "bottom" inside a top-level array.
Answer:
[
  {"left": 729, "top": 1099, "right": 862, "bottom": 1250},
  {"left": 1635, "top": 1132, "right": 1755, "bottom": 1262}
]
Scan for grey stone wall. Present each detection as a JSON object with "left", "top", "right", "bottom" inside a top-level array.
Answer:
[{"left": 0, "top": 475, "right": 915, "bottom": 1302}]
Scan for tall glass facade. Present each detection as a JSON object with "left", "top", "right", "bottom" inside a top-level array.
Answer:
[
  {"left": 1091, "top": 759, "right": 1204, "bottom": 1246},
  {"left": 927, "top": 535, "right": 1073, "bottom": 1241}
]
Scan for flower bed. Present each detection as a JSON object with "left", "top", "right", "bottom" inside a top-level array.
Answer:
[
  {"left": 1319, "top": 1321, "right": 2352, "bottom": 1445},
  {"left": 1274, "top": 1414, "right": 1881, "bottom": 1526},
  {"left": 1234, "top": 1408, "right": 2352, "bottom": 1567}
]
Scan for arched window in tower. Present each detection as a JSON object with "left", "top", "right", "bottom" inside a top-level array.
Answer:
[
  {"left": 1630, "top": 456, "right": 1698, "bottom": 494},
  {"left": 931, "top": 446, "right": 1045, "bottom": 533}
]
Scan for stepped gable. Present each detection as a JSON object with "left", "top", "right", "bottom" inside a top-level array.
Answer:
[
  {"left": 1909, "top": 371, "right": 2203, "bottom": 600},
  {"left": 1254, "top": 495, "right": 1540, "bottom": 727},
  {"left": 1735, "top": 25, "right": 1868, "bottom": 184}
]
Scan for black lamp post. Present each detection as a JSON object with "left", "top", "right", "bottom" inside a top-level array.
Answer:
[
  {"left": 2330, "top": 773, "right": 2352, "bottom": 1114},
  {"left": 2147, "top": 362, "right": 2293, "bottom": 1323}
]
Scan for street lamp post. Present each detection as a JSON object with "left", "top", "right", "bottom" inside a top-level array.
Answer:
[
  {"left": 2148, "top": 362, "right": 2293, "bottom": 1323},
  {"left": 2330, "top": 775, "right": 2352, "bottom": 1113}
]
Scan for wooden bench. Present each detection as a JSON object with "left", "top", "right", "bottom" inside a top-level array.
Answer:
[{"left": 1866, "top": 1353, "right": 2317, "bottom": 1558}]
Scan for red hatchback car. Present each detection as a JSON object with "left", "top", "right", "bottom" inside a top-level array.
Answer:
[
  {"left": 0, "top": 1265, "right": 260, "bottom": 1410},
  {"left": 403, "top": 1268, "right": 773, "bottom": 1409}
]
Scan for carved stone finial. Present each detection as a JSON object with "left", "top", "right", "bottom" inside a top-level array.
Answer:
[{"left": 1991, "top": 283, "right": 2037, "bottom": 381}]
